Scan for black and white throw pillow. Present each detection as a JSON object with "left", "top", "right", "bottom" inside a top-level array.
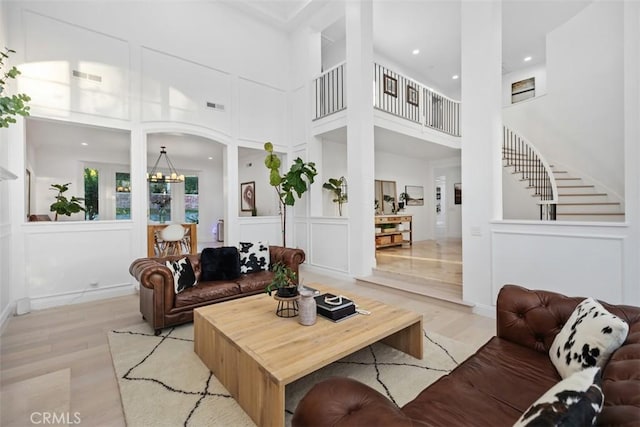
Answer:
[
  {"left": 549, "top": 297, "right": 629, "bottom": 379},
  {"left": 513, "top": 367, "right": 604, "bottom": 427},
  {"left": 238, "top": 241, "right": 270, "bottom": 274},
  {"left": 166, "top": 257, "right": 197, "bottom": 294}
]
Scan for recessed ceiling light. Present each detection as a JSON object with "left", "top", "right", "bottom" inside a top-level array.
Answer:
[
  {"left": 412, "top": 49, "right": 420, "bottom": 55},
  {"left": 208, "top": 157, "right": 213, "bottom": 160},
  {"left": 81, "top": 142, "right": 88, "bottom": 146},
  {"left": 452, "top": 75, "right": 459, "bottom": 80},
  {"left": 524, "top": 56, "right": 532, "bottom": 62}
]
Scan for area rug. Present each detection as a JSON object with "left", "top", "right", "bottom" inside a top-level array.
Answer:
[{"left": 108, "top": 323, "right": 475, "bottom": 427}]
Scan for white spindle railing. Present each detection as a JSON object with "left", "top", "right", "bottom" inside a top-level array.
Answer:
[
  {"left": 313, "top": 62, "right": 461, "bottom": 138},
  {"left": 313, "top": 62, "right": 346, "bottom": 120}
]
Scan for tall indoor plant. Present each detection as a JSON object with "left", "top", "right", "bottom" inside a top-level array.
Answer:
[
  {"left": 322, "top": 177, "right": 348, "bottom": 216},
  {"left": 264, "top": 142, "right": 317, "bottom": 247}
]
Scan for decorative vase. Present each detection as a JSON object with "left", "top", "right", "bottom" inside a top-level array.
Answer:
[{"left": 298, "top": 289, "right": 317, "bottom": 326}]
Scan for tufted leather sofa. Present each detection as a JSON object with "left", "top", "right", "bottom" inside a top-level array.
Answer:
[
  {"left": 292, "top": 284, "right": 640, "bottom": 427},
  {"left": 130, "top": 246, "right": 305, "bottom": 335}
]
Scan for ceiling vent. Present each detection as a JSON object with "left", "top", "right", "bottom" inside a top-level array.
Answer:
[
  {"left": 72, "top": 70, "right": 102, "bottom": 83},
  {"left": 206, "top": 102, "right": 225, "bottom": 111}
]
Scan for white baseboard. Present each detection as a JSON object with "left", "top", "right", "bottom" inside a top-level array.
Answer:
[
  {"left": 29, "top": 283, "right": 137, "bottom": 311},
  {"left": 0, "top": 301, "right": 16, "bottom": 335},
  {"left": 472, "top": 303, "right": 496, "bottom": 319}
]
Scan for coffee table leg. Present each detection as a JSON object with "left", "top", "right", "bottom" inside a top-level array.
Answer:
[{"left": 381, "top": 319, "right": 423, "bottom": 359}]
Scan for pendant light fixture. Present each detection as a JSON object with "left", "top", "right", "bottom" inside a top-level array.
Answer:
[{"left": 147, "top": 146, "right": 185, "bottom": 183}]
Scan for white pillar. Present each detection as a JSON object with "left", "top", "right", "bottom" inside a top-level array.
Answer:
[
  {"left": 345, "top": 0, "right": 375, "bottom": 276},
  {"left": 460, "top": 1, "right": 502, "bottom": 305}
]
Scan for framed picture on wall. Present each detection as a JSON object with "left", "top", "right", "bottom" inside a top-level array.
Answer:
[
  {"left": 241, "top": 181, "right": 255, "bottom": 212},
  {"left": 405, "top": 185, "right": 424, "bottom": 206},
  {"left": 383, "top": 74, "right": 397, "bottom": 97},
  {"left": 454, "top": 183, "right": 462, "bottom": 205},
  {"left": 406, "top": 85, "right": 419, "bottom": 106}
]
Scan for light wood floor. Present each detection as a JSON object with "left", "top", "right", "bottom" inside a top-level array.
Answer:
[
  {"left": 375, "top": 239, "right": 462, "bottom": 286},
  {"left": 0, "top": 268, "right": 494, "bottom": 426}
]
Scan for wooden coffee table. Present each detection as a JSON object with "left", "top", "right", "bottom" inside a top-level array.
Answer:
[{"left": 194, "top": 283, "right": 423, "bottom": 427}]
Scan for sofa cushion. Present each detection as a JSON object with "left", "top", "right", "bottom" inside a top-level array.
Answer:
[
  {"left": 550, "top": 297, "right": 629, "bottom": 379},
  {"left": 402, "top": 337, "right": 560, "bottom": 426},
  {"left": 165, "top": 257, "right": 197, "bottom": 293},
  {"left": 238, "top": 241, "right": 270, "bottom": 274},
  {"left": 174, "top": 281, "right": 241, "bottom": 308},
  {"left": 200, "top": 247, "right": 241, "bottom": 281},
  {"left": 236, "top": 270, "right": 274, "bottom": 294},
  {"left": 513, "top": 367, "right": 603, "bottom": 427}
]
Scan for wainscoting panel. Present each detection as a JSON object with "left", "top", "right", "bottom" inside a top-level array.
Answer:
[
  {"left": 238, "top": 217, "right": 282, "bottom": 246},
  {"left": 290, "top": 85, "right": 306, "bottom": 145},
  {"left": 309, "top": 220, "right": 349, "bottom": 273},
  {"left": 24, "top": 223, "right": 135, "bottom": 305},
  {"left": 141, "top": 48, "right": 232, "bottom": 132},
  {"left": 492, "top": 229, "right": 624, "bottom": 304},
  {"left": 22, "top": 11, "right": 130, "bottom": 120}
]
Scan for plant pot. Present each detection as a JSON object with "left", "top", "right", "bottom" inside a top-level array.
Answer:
[{"left": 276, "top": 286, "right": 299, "bottom": 298}]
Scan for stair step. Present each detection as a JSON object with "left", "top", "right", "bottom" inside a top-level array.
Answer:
[
  {"left": 555, "top": 177, "right": 582, "bottom": 181},
  {"left": 558, "top": 193, "right": 607, "bottom": 197},
  {"left": 556, "top": 213, "right": 625, "bottom": 222},
  {"left": 556, "top": 202, "right": 622, "bottom": 214},
  {"left": 552, "top": 170, "right": 568, "bottom": 174},
  {"left": 556, "top": 185, "right": 597, "bottom": 195}
]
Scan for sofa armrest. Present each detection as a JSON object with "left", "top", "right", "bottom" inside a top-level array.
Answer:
[
  {"left": 269, "top": 246, "right": 306, "bottom": 279},
  {"left": 292, "top": 377, "right": 415, "bottom": 427},
  {"left": 130, "top": 257, "right": 173, "bottom": 290}
]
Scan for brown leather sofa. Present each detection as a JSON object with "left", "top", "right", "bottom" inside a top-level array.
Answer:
[
  {"left": 129, "top": 246, "right": 305, "bottom": 335},
  {"left": 292, "top": 285, "right": 640, "bottom": 427}
]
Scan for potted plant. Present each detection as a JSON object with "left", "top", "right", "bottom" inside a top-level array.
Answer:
[
  {"left": 265, "top": 262, "right": 298, "bottom": 297},
  {"left": 322, "top": 177, "right": 348, "bottom": 216},
  {"left": 0, "top": 48, "right": 31, "bottom": 128},
  {"left": 264, "top": 142, "right": 317, "bottom": 247},
  {"left": 398, "top": 192, "right": 409, "bottom": 210},
  {"left": 50, "top": 183, "right": 86, "bottom": 220}
]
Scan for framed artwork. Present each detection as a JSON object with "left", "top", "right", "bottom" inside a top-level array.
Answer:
[
  {"left": 454, "top": 183, "right": 462, "bottom": 205},
  {"left": 240, "top": 181, "right": 255, "bottom": 212},
  {"left": 405, "top": 185, "right": 424, "bottom": 206},
  {"left": 407, "top": 85, "right": 419, "bottom": 106},
  {"left": 383, "top": 74, "right": 397, "bottom": 97},
  {"left": 511, "top": 77, "right": 535, "bottom": 104}
]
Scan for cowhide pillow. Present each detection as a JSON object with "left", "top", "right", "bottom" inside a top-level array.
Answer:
[
  {"left": 238, "top": 241, "right": 270, "bottom": 274},
  {"left": 513, "top": 367, "right": 603, "bottom": 427},
  {"left": 550, "top": 297, "right": 629, "bottom": 379},
  {"left": 166, "top": 257, "right": 197, "bottom": 294}
]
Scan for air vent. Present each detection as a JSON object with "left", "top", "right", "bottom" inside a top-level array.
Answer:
[
  {"left": 206, "top": 102, "right": 225, "bottom": 111},
  {"left": 72, "top": 70, "right": 102, "bottom": 83}
]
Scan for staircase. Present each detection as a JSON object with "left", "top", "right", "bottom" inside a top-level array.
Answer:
[
  {"left": 551, "top": 167, "right": 625, "bottom": 221},
  {"left": 502, "top": 126, "right": 625, "bottom": 222}
]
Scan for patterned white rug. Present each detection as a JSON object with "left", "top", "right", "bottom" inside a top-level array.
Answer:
[{"left": 108, "top": 323, "right": 475, "bottom": 427}]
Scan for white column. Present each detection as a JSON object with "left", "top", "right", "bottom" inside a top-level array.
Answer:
[
  {"left": 460, "top": 1, "right": 502, "bottom": 305},
  {"left": 345, "top": 0, "right": 375, "bottom": 276}
]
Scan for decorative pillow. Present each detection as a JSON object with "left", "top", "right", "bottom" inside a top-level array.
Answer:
[
  {"left": 238, "top": 241, "right": 270, "bottom": 274},
  {"left": 200, "top": 247, "right": 241, "bottom": 281},
  {"left": 165, "top": 257, "right": 197, "bottom": 294},
  {"left": 550, "top": 297, "right": 629, "bottom": 379},
  {"left": 513, "top": 367, "right": 603, "bottom": 427}
]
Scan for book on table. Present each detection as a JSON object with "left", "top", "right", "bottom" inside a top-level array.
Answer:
[{"left": 314, "top": 293, "right": 356, "bottom": 321}]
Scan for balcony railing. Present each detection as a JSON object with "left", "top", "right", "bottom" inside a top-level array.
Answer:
[{"left": 313, "top": 61, "right": 346, "bottom": 120}]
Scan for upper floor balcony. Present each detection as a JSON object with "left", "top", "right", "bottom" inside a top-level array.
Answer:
[{"left": 312, "top": 62, "right": 461, "bottom": 139}]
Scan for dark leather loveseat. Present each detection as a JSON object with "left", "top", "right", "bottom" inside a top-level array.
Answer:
[
  {"left": 130, "top": 246, "right": 305, "bottom": 335},
  {"left": 292, "top": 285, "right": 640, "bottom": 426}
]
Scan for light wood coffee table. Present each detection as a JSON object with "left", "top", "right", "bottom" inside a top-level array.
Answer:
[{"left": 194, "top": 283, "right": 423, "bottom": 427}]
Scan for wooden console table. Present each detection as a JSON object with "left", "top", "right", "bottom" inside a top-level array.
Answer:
[
  {"left": 147, "top": 223, "right": 197, "bottom": 257},
  {"left": 375, "top": 215, "right": 412, "bottom": 249}
]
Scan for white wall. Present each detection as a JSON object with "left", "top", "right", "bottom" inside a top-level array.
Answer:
[
  {"left": 238, "top": 147, "right": 279, "bottom": 217},
  {"left": 502, "top": 166, "right": 540, "bottom": 220},
  {"left": 502, "top": 1, "right": 624, "bottom": 200},
  {"left": 322, "top": 36, "right": 346, "bottom": 72},
  {"left": 321, "top": 140, "right": 348, "bottom": 217},
  {"left": 433, "top": 159, "right": 462, "bottom": 238}
]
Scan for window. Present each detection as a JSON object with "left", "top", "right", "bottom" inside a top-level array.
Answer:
[
  {"left": 116, "top": 172, "right": 131, "bottom": 220},
  {"left": 149, "top": 182, "right": 171, "bottom": 223},
  {"left": 185, "top": 176, "right": 199, "bottom": 224},
  {"left": 84, "top": 167, "right": 99, "bottom": 220}
]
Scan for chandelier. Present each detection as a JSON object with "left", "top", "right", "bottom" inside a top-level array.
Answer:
[{"left": 147, "top": 146, "right": 185, "bottom": 183}]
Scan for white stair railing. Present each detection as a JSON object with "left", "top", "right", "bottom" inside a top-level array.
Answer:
[{"left": 313, "top": 62, "right": 346, "bottom": 120}]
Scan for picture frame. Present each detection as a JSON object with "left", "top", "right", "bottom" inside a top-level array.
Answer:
[
  {"left": 406, "top": 85, "right": 419, "bottom": 106},
  {"left": 454, "top": 183, "right": 462, "bottom": 205},
  {"left": 240, "top": 181, "right": 255, "bottom": 212},
  {"left": 383, "top": 74, "right": 397, "bottom": 97},
  {"left": 405, "top": 185, "right": 424, "bottom": 206}
]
